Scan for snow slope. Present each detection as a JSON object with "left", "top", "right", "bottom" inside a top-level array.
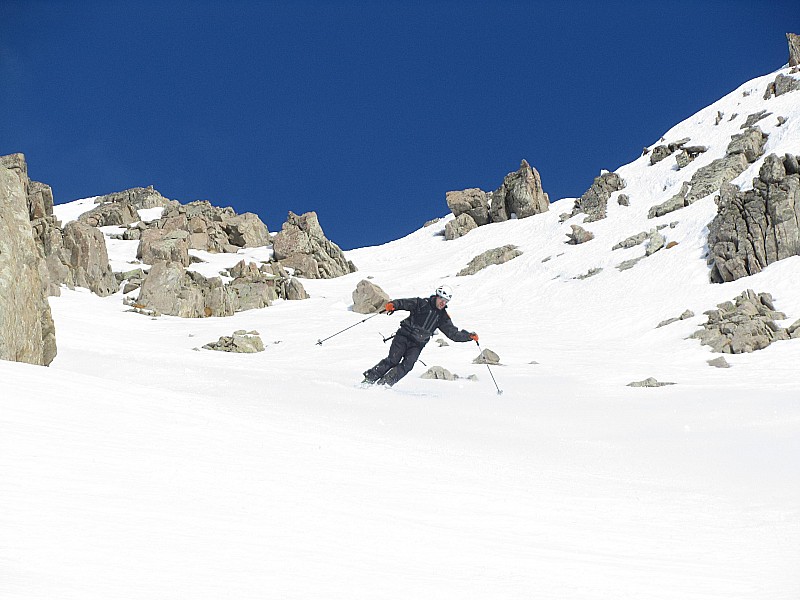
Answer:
[{"left": 2, "top": 66, "right": 800, "bottom": 599}]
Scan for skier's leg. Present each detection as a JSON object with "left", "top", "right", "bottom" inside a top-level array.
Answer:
[
  {"left": 363, "top": 334, "right": 407, "bottom": 382},
  {"left": 377, "top": 343, "right": 422, "bottom": 386}
]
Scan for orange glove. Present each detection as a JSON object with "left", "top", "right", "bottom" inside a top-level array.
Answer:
[
  {"left": 469, "top": 332, "right": 479, "bottom": 342},
  {"left": 384, "top": 302, "right": 395, "bottom": 313}
]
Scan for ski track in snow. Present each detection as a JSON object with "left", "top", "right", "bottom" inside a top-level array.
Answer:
[{"left": 2, "top": 66, "right": 800, "bottom": 599}]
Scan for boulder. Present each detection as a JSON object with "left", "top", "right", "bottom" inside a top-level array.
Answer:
[
  {"left": 0, "top": 153, "right": 57, "bottom": 365},
  {"left": 444, "top": 213, "right": 478, "bottom": 240},
  {"left": 60, "top": 221, "right": 118, "bottom": 296},
  {"left": 420, "top": 366, "right": 458, "bottom": 381},
  {"left": 272, "top": 211, "right": 357, "bottom": 278},
  {"left": 137, "top": 228, "right": 191, "bottom": 267},
  {"left": 764, "top": 73, "right": 800, "bottom": 100},
  {"left": 457, "top": 245, "right": 522, "bottom": 276},
  {"left": 566, "top": 224, "right": 594, "bottom": 245},
  {"left": 789, "top": 33, "right": 800, "bottom": 67},
  {"left": 352, "top": 279, "right": 390, "bottom": 314},
  {"left": 473, "top": 348, "right": 500, "bottom": 365},
  {"left": 707, "top": 154, "right": 800, "bottom": 283},
  {"left": 445, "top": 188, "right": 491, "bottom": 226},
  {"left": 222, "top": 213, "right": 270, "bottom": 247}
]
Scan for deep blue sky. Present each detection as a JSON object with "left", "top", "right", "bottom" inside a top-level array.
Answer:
[{"left": 2, "top": 1, "right": 797, "bottom": 249}]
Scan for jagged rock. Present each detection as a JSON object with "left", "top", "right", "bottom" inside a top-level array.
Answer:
[
  {"left": 645, "top": 231, "right": 666, "bottom": 256},
  {"left": 222, "top": 213, "right": 270, "bottom": 248},
  {"left": 649, "top": 138, "right": 691, "bottom": 165},
  {"left": 616, "top": 257, "right": 645, "bottom": 271},
  {"left": 689, "top": 289, "right": 792, "bottom": 353},
  {"left": 260, "top": 262, "right": 309, "bottom": 301},
  {"left": 272, "top": 211, "right": 357, "bottom": 278},
  {"left": 675, "top": 146, "right": 708, "bottom": 169},
  {"left": 0, "top": 153, "right": 57, "bottom": 365},
  {"left": 352, "top": 279, "right": 390, "bottom": 314},
  {"left": 27, "top": 180, "right": 54, "bottom": 220},
  {"left": 60, "top": 221, "right": 118, "bottom": 296},
  {"left": 612, "top": 230, "right": 650, "bottom": 250},
  {"left": 136, "top": 261, "right": 237, "bottom": 318},
  {"left": 473, "top": 349, "right": 500, "bottom": 365},
  {"left": 489, "top": 160, "right": 549, "bottom": 222},
  {"left": 420, "top": 366, "right": 457, "bottom": 381},
  {"left": 445, "top": 188, "right": 491, "bottom": 226},
  {"left": 566, "top": 224, "right": 594, "bottom": 245},
  {"left": 627, "top": 378, "right": 676, "bottom": 387},
  {"left": 227, "top": 260, "right": 279, "bottom": 312},
  {"left": 741, "top": 110, "right": 772, "bottom": 130},
  {"left": 726, "top": 127, "right": 768, "bottom": 163},
  {"left": 203, "top": 331, "right": 265, "bottom": 353},
  {"left": 707, "top": 154, "right": 800, "bottom": 283},
  {"left": 78, "top": 199, "right": 139, "bottom": 227},
  {"left": 789, "top": 33, "right": 800, "bottom": 67},
  {"left": 444, "top": 213, "right": 478, "bottom": 240},
  {"left": 657, "top": 309, "right": 695, "bottom": 328},
  {"left": 572, "top": 171, "right": 625, "bottom": 222},
  {"left": 617, "top": 194, "right": 630, "bottom": 206},
  {"left": 764, "top": 73, "right": 800, "bottom": 100},
  {"left": 457, "top": 245, "right": 522, "bottom": 276}
]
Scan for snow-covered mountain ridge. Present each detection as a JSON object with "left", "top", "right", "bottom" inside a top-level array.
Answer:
[{"left": 2, "top": 63, "right": 800, "bottom": 599}]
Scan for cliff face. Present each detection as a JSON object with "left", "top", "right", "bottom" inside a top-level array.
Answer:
[{"left": 0, "top": 154, "right": 56, "bottom": 366}]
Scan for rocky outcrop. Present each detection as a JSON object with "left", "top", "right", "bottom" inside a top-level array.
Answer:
[
  {"left": 648, "top": 138, "right": 691, "bottom": 165},
  {"left": 0, "top": 154, "right": 57, "bottom": 365},
  {"left": 272, "top": 211, "right": 356, "bottom": 279},
  {"left": 489, "top": 160, "right": 550, "bottom": 222},
  {"left": 627, "top": 378, "right": 676, "bottom": 387},
  {"left": 445, "top": 160, "right": 549, "bottom": 236},
  {"left": 689, "top": 289, "right": 799, "bottom": 353},
  {"left": 763, "top": 74, "right": 800, "bottom": 100},
  {"left": 352, "top": 279, "right": 390, "bottom": 314},
  {"left": 133, "top": 258, "right": 307, "bottom": 318},
  {"left": 203, "top": 331, "right": 265, "bottom": 353},
  {"left": 656, "top": 309, "right": 695, "bottom": 328},
  {"left": 707, "top": 154, "right": 800, "bottom": 283},
  {"left": 571, "top": 171, "right": 625, "bottom": 222},
  {"left": 137, "top": 228, "right": 191, "bottom": 266},
  {"left": 789, "top": 33, "right": 800, "bottom": 67},
  {"left": 457, "top": 245, "right": 521, "bottom": 276},
  {"left": 648, "top": 127, "right": 768, "bottom": 219}
]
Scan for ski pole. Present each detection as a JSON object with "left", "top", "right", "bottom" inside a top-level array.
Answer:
[
  {"left": 475, "top": 339, "right": 503, "bottom": 395},
  {"left": 316, "top": 310, "right": 385, "bottom": 345}
]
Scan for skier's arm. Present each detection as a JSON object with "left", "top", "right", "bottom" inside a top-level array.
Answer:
[
  {"left": 389, "top": 297, "right": 423, "bottom": 313},
  {"left": 438, "top": 313, "right": 473, "bottom": 342}
]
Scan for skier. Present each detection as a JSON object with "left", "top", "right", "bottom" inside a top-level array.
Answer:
[{"left": 362, "top": 285, "right": 478, "bottom": 387}]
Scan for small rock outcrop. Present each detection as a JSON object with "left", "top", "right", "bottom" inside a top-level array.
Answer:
[
  {"left": 648, "top": 128, "right": 768, "bottom": 219},
  {"left": 473, "top": 349, "right": 500, "bottom": 365},
  {"left": 272, "top": 211, "right": 357, "bottom": 279},
  {"left": 352, "top": 280, "right": 390, "bottom": 314},
  {"left": 656, "top": 309, "right": 695, "bottom": 328},
  {"left": 763, "top": 73, "right": 800, "bottom": 100},
  {"left": 627, "top": 378, "right": 676, "bottom": 388},
  {"left": 457, "top": 245, "right": 521, "bottom": 276},
  {"left": 707, "top": 153, "right": 800, "bottom": 283},
  {"left": 571, "top": 171, "right": 626, "bottom": 222},
  {"left": 566, "top": 225, "right": 594, "bottom": 245},
  {"left": 444, "top": 213, "right": 478, "bottom": 241},
  {"left": 689, "top": 289, "right": 799, "bottom": 353},
  {"left": 420, "top": 366, "right": 477, "bottom": 382},
  {"left": 203, "top": 330, "right": 265, "bottom": 353},
  {"left": 445, "top": 188, "right": 491, "bottom": 226},
  {"left": 0, "top": 153, "right": 57, "bottom": 365}
]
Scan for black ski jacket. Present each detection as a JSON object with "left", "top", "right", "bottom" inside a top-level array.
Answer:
[{"left": 391, "top": 296, "right": 472, "bottom": 345}]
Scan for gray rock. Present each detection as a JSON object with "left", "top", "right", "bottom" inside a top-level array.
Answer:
[
  {"left": 203, "top": 332, "right": 265, "bottom": 353},
  {"left": 352, "top": 279, "right": 390, "bottom": 314},
  {"left": 473, "top": 349, "right": 500, "bottom": 365},
  {"left": 446, "top": 188, "right": 491, "bottom": 226},
  {"left": 222, "top": 213, "right": 270, "bottom": 248},
  {"left": 617, "top": 193, "right": 630, "bottom": 206},
  {"left": 657, "top": 309, "right": 695, "bottom": 328},
  {"left": 489, "top": 160, "right": 550, "bottom": 222},
  {"left": 707, "top": 154, "right": 800, "bottom": 283},
  {"left": 444, "top": 212, "right": 478, "bottom": 240},
  {"left": 612, "top": 230, "right": 650, "bottom": 250},
  {"left": 764, "top": 73, "right": 800, "bottom": 99},
  {"left": 572, "top": 171, "right": 625, "bottom": 222},
  {"left": 137, "top": 228, "right": 191, "bottom": 267},
  {"left": 60, "top": 221, "right": 118, "bottom": 296},
  {"left": 627, "top": 377, "right": 676, "bottom": 388},
  {"left": 575, "top": 267, "right": 602, "bottom": 280},
  {"left": 0, "top": 153, "right": 57, "bottom": 365},
  {"left": 616, "top": 256, "right": 645, "bottom": 271},
  {"left": 707, "top": 357, "right": 731, "bottom": 368},
  {"left": 420, "top": 366, "right": 457, "bottom": 381},
  {"left": 690, "top": 289, "right": 792, "bottom": 353},
  {"left": 566, "top": 224, "right": 594, "bottom": 245},
  {"left": 645, "top": 231, "right": 666, "bottom": 256},
  {"left": 272, "top": 211, "right": 357, "bottom": 278},
  {"left": 457, "top": 245, "right": 522, "bottom": 276}
]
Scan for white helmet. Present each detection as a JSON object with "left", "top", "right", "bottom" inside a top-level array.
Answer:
[{"left": 435, "top": 285, "right": 453, "bottom": 302}]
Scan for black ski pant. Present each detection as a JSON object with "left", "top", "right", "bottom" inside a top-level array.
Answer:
[{"left": 364, "top": 331, "right": 423, "bottom": 386}]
